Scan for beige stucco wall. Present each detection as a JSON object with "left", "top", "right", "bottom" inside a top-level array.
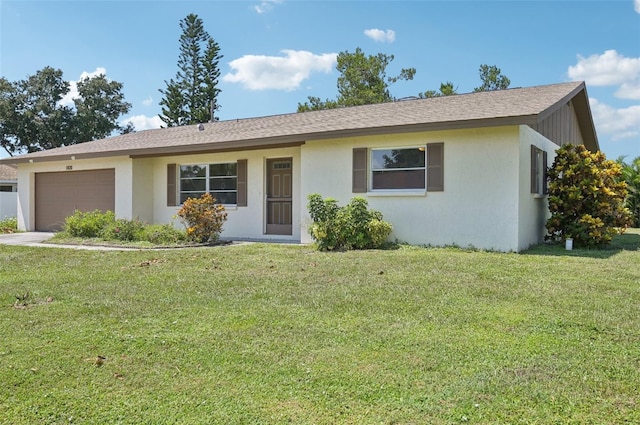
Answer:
[
  {"left": 300, "top": 126, "right": 524, "bottom": 252},
  {"left": 150, "top": 146, "right": 302, "bottom": 242},
  {"left": 517, "top": 125, "right": 558, "bottom": 251}
]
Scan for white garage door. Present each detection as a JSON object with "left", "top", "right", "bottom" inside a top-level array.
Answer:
[{"left": 35, "top": 169, "right": 115, "bottom": 231}]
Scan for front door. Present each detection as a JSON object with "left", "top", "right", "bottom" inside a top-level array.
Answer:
[{"left": 266, "top": 158, "right": 292, "bottom": 235}]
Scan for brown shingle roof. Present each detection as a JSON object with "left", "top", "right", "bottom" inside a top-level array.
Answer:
[
  {"left": 0, "top": 164, "right": 17, "bottom": 180},
  {"left": 0, "top": 81, "right": 596, "bottom": 164}
]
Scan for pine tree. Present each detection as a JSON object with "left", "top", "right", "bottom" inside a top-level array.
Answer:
[{"left": 159, "top": 14, "right": 223, "bottom": 127}]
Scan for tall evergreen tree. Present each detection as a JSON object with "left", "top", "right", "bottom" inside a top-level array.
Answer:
[{"left": 159, "top": 14, "right": 223, "bottom": 127}]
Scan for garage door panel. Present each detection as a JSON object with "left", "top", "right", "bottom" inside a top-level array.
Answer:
[{"left": 35, "top": 169, "right": 115, "bottom": 231}]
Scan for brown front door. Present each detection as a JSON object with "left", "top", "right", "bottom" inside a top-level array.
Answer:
[{"left": 266, "top": 158, "right": 292, "bottom": 235}]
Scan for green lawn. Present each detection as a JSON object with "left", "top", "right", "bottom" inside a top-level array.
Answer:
[{"left": 1, "top": 231, "right": 639, "bottom": 424}]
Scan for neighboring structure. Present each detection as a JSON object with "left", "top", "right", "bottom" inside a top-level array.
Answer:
[
  {"left": 0, "top": 164, "right": 18, "bottom": 219},
  {"left": 0, "top": 81, "right": 598, "bottom": 251}
]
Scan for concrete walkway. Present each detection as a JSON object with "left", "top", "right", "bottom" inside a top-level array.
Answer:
[{"left": 0, "top": 232, "right": 137, "bottom": 250}]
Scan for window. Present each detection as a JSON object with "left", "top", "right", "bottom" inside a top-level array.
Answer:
[
  {"left": 371, "top": 147, "right": 426, "bottom": 190},
  {"left": 179, "top": 162, "right": 237, "bottom": 204},
  {"left": 531, "top": 145, "right": 548, "bottom": 195}
]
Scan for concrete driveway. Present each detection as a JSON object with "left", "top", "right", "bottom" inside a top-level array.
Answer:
[{"left": 0, "top": 232, "right": 136, "bottom": 250}]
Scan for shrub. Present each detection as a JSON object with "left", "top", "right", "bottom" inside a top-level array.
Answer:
[
  {"left": 141, "top": 224, "right": 188, "bottom": 245},
  {"left": 545, "top": 145, "right": 633, "bottom": 247},
  {"left": 307, "top": 194, "right": 392, "bottom": 251},
  {"left": 176, "top": 193, "right": 227, "bottom": 244},
  {"left": 618, "top": 156, "right": 640, "bottom": 227},
  {"left": 64, "top": 210, "right": 116, "bottom": 238},
  {"left": 100, "top": 218, "right": 146, "bottom": 242},
  {"left": 0, "top": 216, "right": 18, "bottom": 233}
]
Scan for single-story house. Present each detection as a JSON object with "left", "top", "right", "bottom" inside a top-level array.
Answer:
[
  {"left": 0, "top": 81, "right": 598, "bottom": 251},
  {"left": 0, "top": 164, "right": 18, "bottom": 219}
]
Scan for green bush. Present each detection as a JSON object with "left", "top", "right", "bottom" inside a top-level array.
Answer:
[
  {"left": 0, "top": 216, "right": 18, "bottom": 233},
  {"left": 62, "top": 210, "right": 187, "bottom": 245},
  {"left": 546, "top": 145, "right": 633, "bottom": 247},
  {"left": 100, "top": 218, "right": 145, "bottom": 241},
  {"left": 141, "top": 224, "right": 188, "bottom": 245},
  {"left": 307, "top": 194, "right": 392, "bottom": 251},
  {"left": 64, "top": 210, "right": 116, "bottom": 238}
]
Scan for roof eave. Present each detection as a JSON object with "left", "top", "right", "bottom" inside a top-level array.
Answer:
[{"left": 0, "top": 115, "right": 539, "bottom": 165}]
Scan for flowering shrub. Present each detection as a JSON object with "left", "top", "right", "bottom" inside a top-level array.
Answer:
[
  {"left": 545, "top": 144, "right": 632, "bottom": 247},
  {"left": 176, "top": 193, "right": 227, "bottom": 244},
  {"left": 307, "top": 194, "right": 392, "bottom": 251}
]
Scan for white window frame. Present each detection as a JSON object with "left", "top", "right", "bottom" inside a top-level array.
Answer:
[
  {"left": 179, "top": 162, "right": 238, "bottom": 205},
  {"left": 370, "top": 146, "right": 427, "bottom": 192}
]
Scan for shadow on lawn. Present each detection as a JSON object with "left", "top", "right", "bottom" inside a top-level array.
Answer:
[{"left": 523, "top": 228, "right": 640, "bottom": 259}]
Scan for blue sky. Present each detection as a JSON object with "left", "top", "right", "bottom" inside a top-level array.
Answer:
[{"left": 1, "top": 0, "right": 639, "bottom": 160}]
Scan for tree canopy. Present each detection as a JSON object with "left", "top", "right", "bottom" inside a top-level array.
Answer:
[
  {"left": 159, "top": 13, "right": 223, "bottom": 126},
  {"left": 0, "top": 67, "right": 131, "bottom": 156},
  {"left": 297, "top": 48, "right": 511, "bottom": 112},
  {"left": 474, "top": 64, "right": 511, "bottom": 92},
  {"left": 297, "top": 48, "right": 415, "bottom": 112}
]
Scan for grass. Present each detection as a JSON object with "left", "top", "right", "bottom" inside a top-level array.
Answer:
[{"left": 1, "top": 230, "right": 639, "bottom": 424}]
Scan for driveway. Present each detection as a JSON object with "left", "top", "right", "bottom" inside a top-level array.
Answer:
[{"left": 0, "top": 232, "right": 136, "bottom": 250}]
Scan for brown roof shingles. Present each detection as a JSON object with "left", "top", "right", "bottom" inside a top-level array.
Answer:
[
  {"left": 0, "top": 164, "right": 17, "bottom": 180},
  {"left": 0, "top": 81, "right": 593, "bottom": 164}
]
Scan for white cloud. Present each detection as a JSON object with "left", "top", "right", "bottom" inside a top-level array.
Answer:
[
  {"left": 121, "top": 114, "right": 164, "bottom": 131},
  {"left": 142, "top": 96, "right": 153, "bottom": 106},
  {"left": 635, "top": 0, "right": 640, "bottom": 13},
  {"left": 568, "top": 50, "right": 640, "bottom": 99},
  {"left": 59, "top": 67, "right": 107, "bottom": 107},
  {"left": 223, "top": 50, "right": 336, "bottom": 91},
  {"left": 254, "top": 0, "right": 283, "bottom": 14},
  {"left": 364, "top": 28, "right": 396, "bottom": 43},
  {"left": 589, "top": 97, "right": 640, "bottom": 141}
]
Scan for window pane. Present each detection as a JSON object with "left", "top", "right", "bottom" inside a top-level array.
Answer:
[
  {"left": 180, "top": 178, "right": 206, "bottom": 192},
  {"left": 211, "top": 191, "right": 237, "bottom": 205},
  {"left": 372, "top": 148, "right": 425, "bottom": 170},
  {"left": 210, "top": 163, "right": 237, "bottom": 177},
  {"left": 372, "top": 170, "right": 425, "bottom": 190},
  {"left": 210, "top": 177, "right": 237, "bottom": 191},
  {"left": 180, "top": 192, "right": 206, "bottom": 204},
  {"left": 180, "top": 165, "right": 206, "bottom": 178}
]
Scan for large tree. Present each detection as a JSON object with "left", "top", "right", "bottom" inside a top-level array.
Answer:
[
  {"left": 0, "top": 67, "right": 131, "bottom": 156},
  {"left": 297, "top": 47, "right": 416, "bottom": 112},
  {"left": 159, "top": 14, "right": 223, "bottom": 126},
  {"left": 474, "top": 64, "right": 511, "bottom": 92}
]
